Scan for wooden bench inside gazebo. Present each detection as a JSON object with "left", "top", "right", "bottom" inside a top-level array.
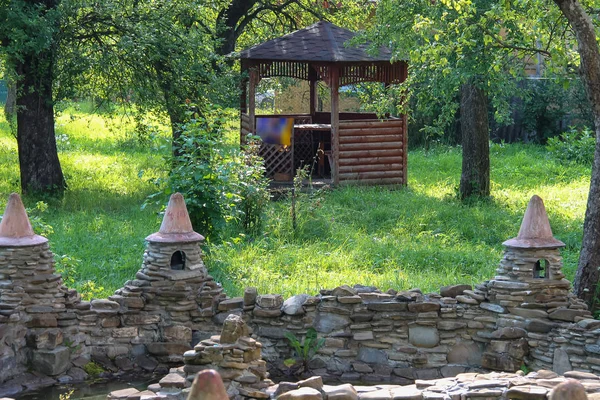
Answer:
[{"left": 238, "top": 21, "right": 408, "bottom": 186}]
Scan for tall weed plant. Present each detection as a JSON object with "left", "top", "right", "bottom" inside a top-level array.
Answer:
[
  {"left": 146, "top": 106, "right": 269, "bottom": 238},
  {"left": 546, "top": 126, "right": 595, "bottom": 165}
]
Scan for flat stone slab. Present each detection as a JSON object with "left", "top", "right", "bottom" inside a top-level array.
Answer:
[
  {"left": 158, "top": 373, "right": 186, "bottom": 389},
  {"left": 278, "top": 387, "right": 323, "bottom": 400},
  {"left": 217, "top": 297, "right": 244, "bottom": 311},
  {"left": 359, "top": 389, "right": 391, "bottom": 400},
  {"left": 565, "top": 371, "right": 600, "bottom": 380},
  {"left": 505, "top": 385, "right": 548, "bottom": 399},
  {"left": 480, "top": 303, "right": 507, "bottom": 313},
  {"left": 323, "top": 384, "right": 358, "bottom": 400},
  {"left": 108, "top": 388, "right": 140, "bottom": 400},
  {"left": 390, "top": 386, "right": 422, "bottom": 400}
]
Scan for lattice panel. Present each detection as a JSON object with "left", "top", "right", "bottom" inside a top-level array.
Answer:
[
  {"left": 293, "top": 130, "right": 314, "bottom": 171},
  {"left": 260, "top": 144, "right": 292, "bottom": 178}
]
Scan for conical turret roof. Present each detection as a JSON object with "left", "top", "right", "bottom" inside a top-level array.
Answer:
[
  {"left": 503, "top": 195, "right": 565, "bottom": 249},
  {"left": 146, "top": 193, "right": 204, "bottom": 243},
  {"left": 0, "top": 193, "right": 48, "bottom": 247}
]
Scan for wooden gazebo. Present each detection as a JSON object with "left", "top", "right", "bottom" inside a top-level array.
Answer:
[{"left": 238, "top": 21, "right": 408, "bottom": 186}]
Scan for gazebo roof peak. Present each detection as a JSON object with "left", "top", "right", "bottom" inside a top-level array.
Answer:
[
  {"left": 0, "top": 193, "right": 48, "bottom": 247},
  {"left": 238, "top": 20, "right": 395, "bottom": 63}
]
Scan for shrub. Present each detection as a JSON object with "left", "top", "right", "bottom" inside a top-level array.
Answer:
[
  {"left": 55, "top": 254, "right": 80, "bottom": 287},
  {"left": 78, "top": 280, "right": 105, "bottom": 301},
  {"left": 146, "top": 106, "right": 270, "bottom": 238},
  {"left": 237, "top": 136, "right": 270, "bottom": 234},
  {"left": 546, "top": 126, "right": 595, "bottom": 165}
]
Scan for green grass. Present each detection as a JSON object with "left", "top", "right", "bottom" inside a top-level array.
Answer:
[
  {"left": 208, "top": 144, "right": 589, "bottom": 297},
  {"left": 0, "top": 107, "right": 591, "bottom": 299},
  {"left": 0, "top": 106, "right": 170, "bottom": 298}
]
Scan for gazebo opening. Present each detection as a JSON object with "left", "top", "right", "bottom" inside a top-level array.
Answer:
[{"left": 238, "top": 21, "right": 408, "bottom": 187}]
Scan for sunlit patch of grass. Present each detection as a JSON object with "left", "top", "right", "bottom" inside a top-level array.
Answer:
[
  {"left": 207, "top": 143, "right": 590, "bottom": 298},
  {"left": 0, "top": 107, "right": 170, "bottom": 298},
  {"left": 0, "top": 107, "right": 591, "bottom": 299}
]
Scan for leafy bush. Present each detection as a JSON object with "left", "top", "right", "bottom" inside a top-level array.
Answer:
[
  {"left": 26, "top": 201, "right": 55, "bottom": 237},
  {"left": 147, "top": 106, "right": 270, "bottom": 238},
  {"left": 518, "top": 78, "right": 593, "bottom": 144},
  {"left": 119, "top": 114, "right": 162, "bottom": 148},
  {"left": 78, "top": 280, "right": 105, "bottom": 301},
  {"left": 546, "top": 126, "right": 595, "bottom": 164}
]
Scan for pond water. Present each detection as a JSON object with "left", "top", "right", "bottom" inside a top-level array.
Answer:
[{"left": 16, "top": 377, "right": 158, "bottom": 400}]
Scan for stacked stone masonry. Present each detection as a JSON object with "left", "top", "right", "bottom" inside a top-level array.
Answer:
[{"left": 3, "top": 193, "right": 600, "bottom": 398}]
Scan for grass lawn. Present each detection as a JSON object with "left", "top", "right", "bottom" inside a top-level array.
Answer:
[
  {"left": 0, "top": 106, "right": 169, "bottom": 298},
  {"left": 0, "top": 107, "right": 591, "bottom": 299},
  {"left": 209, "top": 144, "right": 589, "bottom": 297}
]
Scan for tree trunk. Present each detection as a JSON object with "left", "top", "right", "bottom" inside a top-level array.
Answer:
[
  {"left": 214, "top": 0, "right": 258, "bottom": 56},
  {"left": 553, "top": 0, "right": 600, "bottom": 308},
  {"left": 153, "top": 62, "right": 187, "bottom": 158},
  {"left": 4, "top": 77, "right": 16, "bottom": 119},
  {"left": 4, "top": 76, "right": 17, "bottom": 136},
  {"left": 14, "top": 52, "right": 66, "bottom": 196},
  {"left": 459, "top": 83, "right": 490, "bottom": 199}
]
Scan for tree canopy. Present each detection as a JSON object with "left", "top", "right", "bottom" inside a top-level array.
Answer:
[{"left": 369, "top": 0, "right": 576, "bottom": 198}]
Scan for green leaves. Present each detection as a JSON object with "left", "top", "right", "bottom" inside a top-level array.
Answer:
[
  {"left": 547, "top": 126, "right": 595, "bottom": 165},
  {"left": 284, "top": 327, "right": 326, "bottom": 367},
  {"left": 367, "top": 0, "right": 577, "bottom": 139},
  {"left": 146, "top": 106, "right": 269, "bottom": 239}
]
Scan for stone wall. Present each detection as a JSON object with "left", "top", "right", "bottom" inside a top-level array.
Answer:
[
  {"left": 3, "top": 193, "right": 600, "bottom": 397},
  {"left": 232, "top": 281, "right": 597, "bottom": 385},
  {"left": 0, "top": 242, "right": 84, "bottom": 385}
]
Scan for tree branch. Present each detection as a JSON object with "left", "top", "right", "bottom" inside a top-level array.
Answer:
[{"left": 484, "top": 28, "right": 552, "bottom": 57}]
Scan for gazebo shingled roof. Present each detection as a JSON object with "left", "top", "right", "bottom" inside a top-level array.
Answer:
[{"left": 238, "top": 21, "right": 393, "bottom": 63}]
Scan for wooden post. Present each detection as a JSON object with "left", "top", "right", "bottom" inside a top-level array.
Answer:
[
  {"left": 248, "top": 68, "right": 259, "bottom": 135},
  {"left": 401, "top": 62, "right": 409, "bottom": 186},
  {"left": 309, "top": 68, "right": 318, "bottom": 118},
  {"left": 240, "top": 77, "right": 248, "bottom": 145},
  {"left": 402, "top": 113, "right": 408, "bottom": 186},
  {"left": 330, "top": 65, "right": 340, "bottom": 186}
]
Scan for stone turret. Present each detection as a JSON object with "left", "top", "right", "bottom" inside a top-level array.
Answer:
[
  {"left": 0, "top": 193, "right": 78, "bottom": 381},
  {"left": 489, "top": 195, "right": 590, "bottom": 320},
  {"left": 0, "top": 193, "right": 48, "bottom": 247},
  {"left": 112, "top": 193, "right": 224, "bottom": 363},
  {"left": 143, "top": 192, "right": 207, "bottom": 280}
]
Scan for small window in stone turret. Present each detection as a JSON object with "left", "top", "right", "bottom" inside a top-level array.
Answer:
[
  {"left": 170, "top": 251, "right": 186, "bottom": 270},
  {"left": 534, "top": 259, "right": 549, "bottom": 279}
]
